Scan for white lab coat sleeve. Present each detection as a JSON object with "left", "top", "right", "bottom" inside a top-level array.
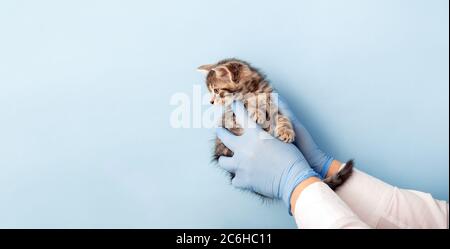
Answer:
[
  {"left": 293, "top": 181, "right": 371, "bottom": 228},
  {"left": 334, "top": 169, "right": 449, "bottom": 229}
]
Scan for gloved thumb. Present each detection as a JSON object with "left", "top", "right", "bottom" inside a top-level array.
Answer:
[
  {"left": 231, "top": 175, "right": 247, "bottom": 189},
  {"left": 232, "top": 101, "right": 259, "bottom": 131},
  {"left": 218, "top": 156, "right": 237, "bottom": 173},
  {"left": 215, "top": 127, "right": 239, "bottom": 151}
]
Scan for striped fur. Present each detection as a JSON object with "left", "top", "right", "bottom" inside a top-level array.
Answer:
[{"left": 199, "top": 58, "right": 352, "bottom": 192}]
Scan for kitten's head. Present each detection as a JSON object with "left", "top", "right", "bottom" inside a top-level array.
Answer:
[{"left": 198, "top": 58, "right": 261, "bottom": 105}]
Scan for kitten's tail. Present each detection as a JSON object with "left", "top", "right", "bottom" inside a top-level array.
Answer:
[{"left": 323, "top": 160, "right": 354, "bottom": 190}]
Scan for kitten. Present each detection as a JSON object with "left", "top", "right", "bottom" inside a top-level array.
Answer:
[{"left": 198, "top": 58, "right": 353, "bottom": 190}]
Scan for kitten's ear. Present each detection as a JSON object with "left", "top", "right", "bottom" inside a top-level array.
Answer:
[
  {"left": 213, "top": 66, "right": 233, "bottom": 82},
  {"left": 214, "top": 63, "right": 243, "bottom": 83},
  {"left": 197, "top": 64, "right": 215, "bottom": 73},
  {"left": 225, "top": 63, "right": 243, "bottom": 84}
]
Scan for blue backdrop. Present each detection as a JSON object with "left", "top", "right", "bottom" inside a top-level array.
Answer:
[{"left": 0, "top": 0, "right": 448, "bottom": 228}]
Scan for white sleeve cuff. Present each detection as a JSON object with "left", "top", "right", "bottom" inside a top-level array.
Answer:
[{"left": 294, "top": 182, "right": 370, "bottom": 229}]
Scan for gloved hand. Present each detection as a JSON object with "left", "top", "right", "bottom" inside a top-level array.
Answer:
[
  {"left": 274, "top": 93, "right": 334, "bottom": 178},
  {"left": 216, "top": 101, "right": 319, "bottom": 212}
]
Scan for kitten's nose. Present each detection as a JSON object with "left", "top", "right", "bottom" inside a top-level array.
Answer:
[{"left": 210, "top": 99, "right": 214, "bottom": 104}]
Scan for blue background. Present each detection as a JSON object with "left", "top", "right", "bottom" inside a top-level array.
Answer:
[{"left": 0, "top": 0, "right": 448, "bottom": 228}]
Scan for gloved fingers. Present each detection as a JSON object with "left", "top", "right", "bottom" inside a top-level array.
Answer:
[
  {"left": 232, "top": 101, "right": 259, "bottom": 132},
  {"left": 218, "top": 156, "right": 237, "bottom": 173},
  {"left": 270, "top": 92, "right": 317, "bottom": 148},
  {"left": 215, "top": 127, "right": 239, "bottom": 150},
  {"left": 271, "top": 92, "right": 294, "bottom": 119},
  {"left": 231, "top": 175, "right": 247, "bottom": 189}
]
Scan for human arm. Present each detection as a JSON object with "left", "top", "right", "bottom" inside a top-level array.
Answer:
[
  {"left": 333, "top": 168, "right": 448, "bottom": 228},
  {"left": 276, "top": 94, "right": 449, "bottom": 228},
  {"left": 216, "top": 102, "right": 370, "bottom": 228}
]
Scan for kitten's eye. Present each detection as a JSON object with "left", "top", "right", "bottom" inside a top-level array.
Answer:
[{"left": 214, "top": 89, "right": 219, "bottom": 94}]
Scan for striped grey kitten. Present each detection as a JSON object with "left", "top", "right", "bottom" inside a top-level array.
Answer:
[{"left": 198, "top": 58, "right": 353, "bottom": 190}]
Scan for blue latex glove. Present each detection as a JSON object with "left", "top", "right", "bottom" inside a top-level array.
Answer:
[
  {"left": 216, "top": 102, "right": 319, "bottom": 212},
  {"left": 274, "top": 94, "right": 334, "bottom": 178}
]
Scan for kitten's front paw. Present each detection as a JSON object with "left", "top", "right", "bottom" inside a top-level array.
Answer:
[
  {"left": 252, "top": 111, "right": 266, "bottom": 125},
  {"left": 276, "top": 127, "right": 295, "bottom": 143}
]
